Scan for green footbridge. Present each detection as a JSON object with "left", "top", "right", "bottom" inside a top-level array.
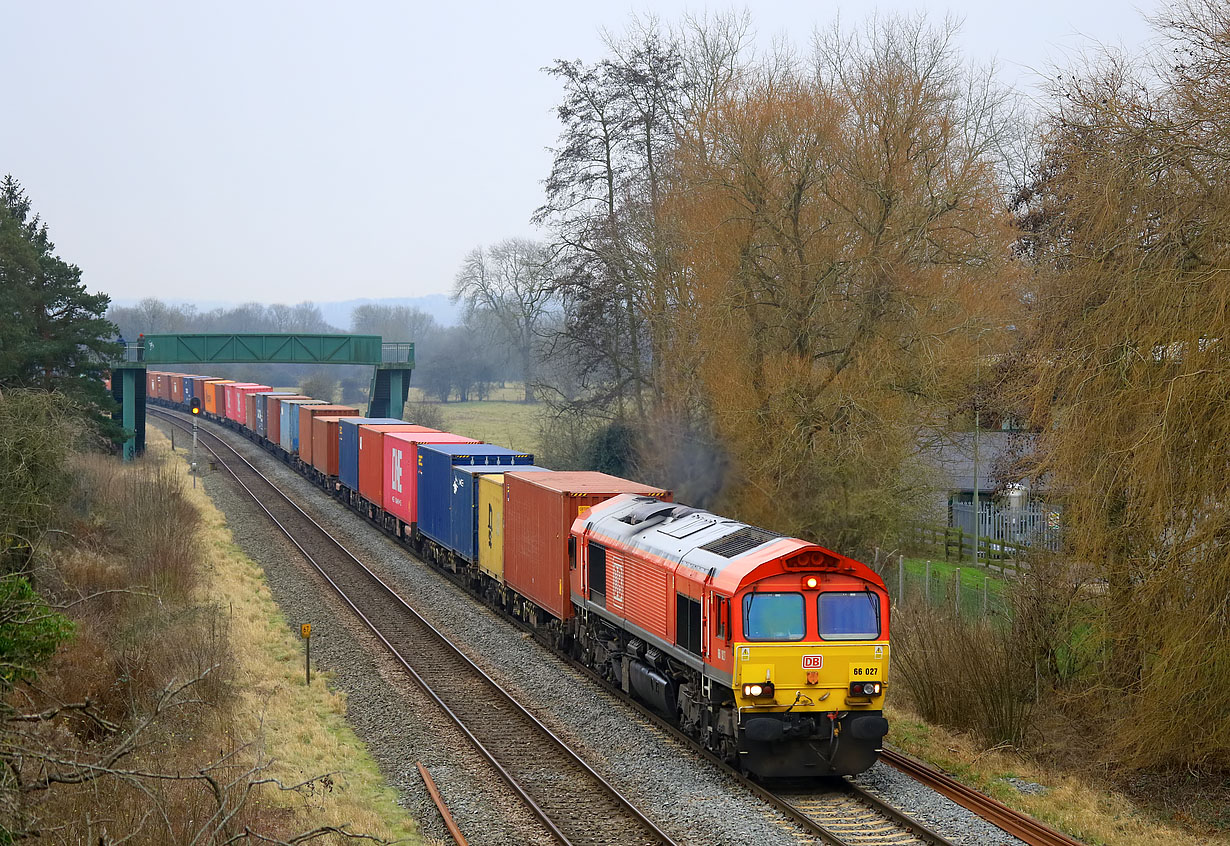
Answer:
[{"left": 112, "top": 333, "right": 414, "bottom": 460}]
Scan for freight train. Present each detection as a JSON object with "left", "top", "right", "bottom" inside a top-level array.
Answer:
[{"left": 145, "top": 371, "right": 891, "bottom": 777}]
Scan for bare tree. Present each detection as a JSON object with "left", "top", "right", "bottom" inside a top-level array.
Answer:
[
  {"left": 453, "top": 239, "right": 555, "bottom": 402},
  {"left": 349, "top": 304, "right": 438, "bottom": 343}
]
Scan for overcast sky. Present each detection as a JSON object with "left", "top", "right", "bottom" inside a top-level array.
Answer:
[{"left": 4, "top": 1, "right": 1161, "bottom": 306}]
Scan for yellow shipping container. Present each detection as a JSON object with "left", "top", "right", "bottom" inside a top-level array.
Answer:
[{"left": 477, "top": 473, "right": 505, "bottom": 582}]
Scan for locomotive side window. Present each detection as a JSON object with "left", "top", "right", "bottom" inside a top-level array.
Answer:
[
  {"left": 817, "top": 591, "right": 881, "bottom": 640},
  {"left": 589, "top": 542, "right": 607, "bottom": 606},
  {"left": 742, "top": 592, "right": 805, "bottom": 641},
  {"left": 713, "top": 595, "right": 728, "bottom": 640},
  {"left": 676, "top": 593, "right": 702, "bottom": 656}
]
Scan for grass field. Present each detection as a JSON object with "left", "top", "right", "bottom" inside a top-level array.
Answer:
[{"left": 408, "top": 385, "right": 544, "bottom": 456}]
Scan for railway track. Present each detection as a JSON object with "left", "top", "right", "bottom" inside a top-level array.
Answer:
[
  {"left": 150, "top": 408, "right": 675, "bottom": 846},
  {"left": 152, "top": 406, "right": 1085, "bottom": 846}
]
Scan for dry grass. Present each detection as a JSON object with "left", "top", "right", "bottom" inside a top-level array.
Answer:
[
  {"left": 887, "top": 703, "right": 1227, "bottom": 845},
  {"left": 153, "top": 428, "right": 420, "bottom": 842}
]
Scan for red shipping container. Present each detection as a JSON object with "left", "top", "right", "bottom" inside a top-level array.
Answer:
[
  {"left": 503, "top": 472, "right": 671, "bottom": 621},
  {"left": 266, "top": 395, "right": 309, "bottom": 447},
  {"left": 233, "top": 385, "right": 270, "bottom": 424},
  {"left": 311, "top": 416, "right": 354, "bottom": 477},
  {"left": 357, "top": 424, "right": 441, "bottom": 506},
  {"left": 224, "top": 384, "right": 259, "bottom": 422},
  {"left": 146, "top": 372, "right": 157, "bottom": 397},
  {"left": 156, "top": 372, "right": 170, "bottom": 401},
  {"left": 169, "top": 375, "right": 184, "bottom": 403},
  {"left": 383, "top": 431, "right": 482, "bottom": 525},
  {"left": 298, "top": 405, "right": 358, "bottom": 466}
]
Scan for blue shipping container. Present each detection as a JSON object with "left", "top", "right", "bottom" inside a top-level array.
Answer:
[
  {"left": 417, "top": 444, "right": 535, "bottom": 549},
  {"left": 448, "top": 466, "right": 548, "bottom": 564},
  {"left": 338, "top": 417, "right": 404, "bottom": 491},
  {"left": 280, "top": 399, "right": 325, "bottom": 453}
]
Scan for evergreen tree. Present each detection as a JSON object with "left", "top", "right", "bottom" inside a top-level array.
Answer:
[{"left": 0, "top": 175, "right": 120, "bottom": 436}]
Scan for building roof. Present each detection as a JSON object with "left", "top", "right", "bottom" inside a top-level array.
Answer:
[{"left": 921, "top": 431, "right": 1038, "bottom": 494}]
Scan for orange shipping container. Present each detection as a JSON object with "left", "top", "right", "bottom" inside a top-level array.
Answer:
[
  {"left": 204, "top": 380, "right": 233, "bottom": 415},
  {"left": 298, "top": 405, "right": 358, "bottom": 466},
  {"left": 503, "top": 471, "right": 671, "bottom": 621},
  {"left": 311, "top": 416, "right": 351, "bottom": 477}
]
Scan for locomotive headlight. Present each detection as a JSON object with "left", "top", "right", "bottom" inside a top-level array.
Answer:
[
  {"left": 742, "top": 682, "right": 775, "bottom": 698},
  {"left": 802, "top": 575, "right": 819, "bottom": 590}
]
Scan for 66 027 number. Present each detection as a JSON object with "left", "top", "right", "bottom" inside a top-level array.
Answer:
[{"left": 852, "top": 666, "right": 879, "bottom": 677}]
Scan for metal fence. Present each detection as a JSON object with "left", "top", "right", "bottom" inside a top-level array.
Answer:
[
  {"left": 874, "top": 555, "right": 1008, "bottom": 618},
  {"left": 951, "top": 501, "right": 1062, "bottom": 554}
]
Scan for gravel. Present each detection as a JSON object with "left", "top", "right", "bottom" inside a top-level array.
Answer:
[
  {"left": 167, "top": 418, "right": 1032, "bottom": 846},
  {"left": 854, "top": 763, "right": 1028, "bottom": 846}
]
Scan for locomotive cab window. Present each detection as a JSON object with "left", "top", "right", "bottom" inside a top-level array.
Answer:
[
  {"left": 742, "top": 592, "right": 805, "bottom": 641},
  {"left": 588, "top": 542, "right": 607, "bottom": 606},
  {"left": 817, "top": 591, "right": 881, "bottom": 640}
]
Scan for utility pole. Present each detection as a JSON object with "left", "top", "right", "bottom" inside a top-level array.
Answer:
[{"left": 192, "top": 414, "right": 198, "bottom": 488}]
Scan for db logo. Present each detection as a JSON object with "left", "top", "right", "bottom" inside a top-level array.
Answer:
[{"left": 801, "top": 655, "right": 823, "bottom": 670}]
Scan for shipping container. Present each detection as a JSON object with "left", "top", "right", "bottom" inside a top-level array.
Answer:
[
  {"left": 183, "top": 376, "right": 198, "bottom": 403},
  {"left": 504, "top": 471, "right": 671, "bottom": 621},
  {"left": 337, "top": 418, "right": 410, "bottom": 492},
  {"left": 298, "top": 405, "right": 358, "bottom": 466},
  {"left": 223, "top": 383, "right": 245, "bottom": 420},
  {"left": 310, "top": 416, "right": 354, "bottom": 477},
  {"left": 477, "top": 474, "right": 506, "bottom": 581},
  {"left": 169, "top": 375, "right": 184, "bottom": 403},
  {"left": 155, "top": 372, "right": 170, "bottom": 401},
  {"left": 357, "top": 424, "right": 440, "bottom": 505},
  {"left": 233, "top": 385, "right": 271, "bottom": 424},
  {"left": 264, "top": 395, "right": 308, "bottom": 445},
  {"left": 253, "top": 392, "right": 295, "bottom": 437},
  {"left": 146, "top": 372, "right": 157, "bottom": 398},
  {"left": 204, "top": 381, "right": 233, "bottom": 416},
  {"left": 223, "top": 383, "right": 263, "bottom": 423},
  {"left": 382, "top": 431, "right": 482, "bottom": 527},
  {"left": 449, "top": 466, "right": 549, "bottom": 566},
  {"left": 280, "top": 399, "right": 326, "bottom": 453},
  {"left": 416, "top": 444, "right": 535, "bottom": 549}
]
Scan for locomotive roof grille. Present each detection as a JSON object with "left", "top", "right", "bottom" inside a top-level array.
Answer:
[{"left": 699, "top": 525, "right": 781, "bottom": 558}]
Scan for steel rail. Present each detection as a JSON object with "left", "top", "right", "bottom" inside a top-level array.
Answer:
[
  {"left": 417, "top": 762, "right": 469, "bottom": 846},
  {"left": 149, "top": 408, "right": 678, "bottom": 846},
  {"left": 880, "top": 750, "right": 1085, "bottom": 846}
]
